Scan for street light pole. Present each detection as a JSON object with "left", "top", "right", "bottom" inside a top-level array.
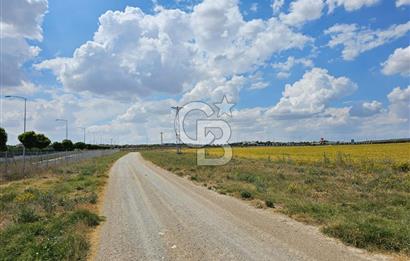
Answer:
[
  {"left": 5, "top": 95, "right": 27, "bottom": 175},
  {"left": 79, "top": 127, "right": 86, "bottom": 143},
  {"left": 56, "top": 119, "right": 68, "bottom": 140},
  {"left": 5, "top": 95, "right": 27, "bottom": 133}
]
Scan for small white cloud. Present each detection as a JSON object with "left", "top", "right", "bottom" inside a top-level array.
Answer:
[
  {"left": 272, "top": 0, "right": 285, "bottom": 14},
  {"left": 250, "top": 81, "right": 269, "bottom": 90},
  {"left": 325, "top": 22, "right": 410, "bottom": 60},
  {"left": 272, "top": 56, "right": 314, "bottom": 78},
  {"left": 396, "top": 0, "right": 410, "bottom": 7},
  {"left": 350, "top": 100, "right": 383, "bottom": 117},
  {"left": 280, "top": 0, "right": 325, "bottom": 27},
  {"left": 327, "top": 0, "right": 379, "bottom": 13},
  {"left": 250, "top": 3, "right": 258, "bottom": 12},
  {"left": 381, "top": 46, "right": 410, "bottom": 77},
  {"left": 276, "top": 71, "right": 291, "bottom": 79}
]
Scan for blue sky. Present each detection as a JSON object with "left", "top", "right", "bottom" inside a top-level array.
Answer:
[{"left": 1, "top": 0, "right": 410, "bottom": 144}]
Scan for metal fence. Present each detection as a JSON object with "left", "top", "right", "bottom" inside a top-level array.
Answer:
[{"left": 0, "top": 149, "right": 119, "bottom": 181}]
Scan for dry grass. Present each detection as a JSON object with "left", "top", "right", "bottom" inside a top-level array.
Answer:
[{"left": 142, "top": 144, "right": 410, "bottom": 256}]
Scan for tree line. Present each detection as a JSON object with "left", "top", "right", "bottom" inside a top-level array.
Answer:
[{"left": 0, "top": 127, "right": 112, "bottom": 152}]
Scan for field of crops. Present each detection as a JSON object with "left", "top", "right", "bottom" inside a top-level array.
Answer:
[{"left": 197, "top": 143, "right": 410, "bottom": 164}]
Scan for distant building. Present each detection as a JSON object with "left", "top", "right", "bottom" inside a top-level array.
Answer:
[{"left": 320, "top": 138, "right": 329, "bottom": 145}]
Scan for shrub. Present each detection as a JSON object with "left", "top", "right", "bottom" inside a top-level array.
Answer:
[
  {"left": 287, "top": 183, "right": 299, "bottom": 193},
  {"left": 265, "top": 199, "right": 275, "bottom": 208},
  {"left": 240, "top": 190, "right": 252, "bottom": 199},
  {"left": 15, "top": 192, "right": 36, "bottom": 203},
  {"left": 16, "top": 207, "right": 40, "bottom": 223},
  {"left": 395, "top": 162, "right": 409, "bottom": 172},
  {"left": 0, "top": 127, "right": 7, "bottom": 151},
  {"left": 80, "top": 168, "right": 93, "bottom": 176},
  {"left": 88, "top": 192, "right": 98, "bottom": 204},
  {"left": 39, "top": 192, "right": 56, "bottom": 214},
  {"left": 69, "top": 209, "right": 102, "bottom": 227}
]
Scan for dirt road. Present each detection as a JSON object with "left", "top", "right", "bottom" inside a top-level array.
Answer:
[{"left": 95, "top": 153, "right": 387, "bottom": 261}]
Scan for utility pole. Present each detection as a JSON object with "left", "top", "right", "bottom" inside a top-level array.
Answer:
[
  {"left": 171, "top": 106, "right": 183, "bottom": 154},
  {"left": 160, "top": 132, "right": 164, "bottom": 145}
]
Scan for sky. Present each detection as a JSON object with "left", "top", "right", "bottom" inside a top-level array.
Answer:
[{"left": 0, "top": 0, "right": 409, "bottom": 145}]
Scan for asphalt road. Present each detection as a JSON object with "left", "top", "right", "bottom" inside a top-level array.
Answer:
[{"left": 95, "top": 152, "right": 388, "bottom": 261}]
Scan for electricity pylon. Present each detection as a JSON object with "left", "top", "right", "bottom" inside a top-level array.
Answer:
[{"left": 171, "top": 106, "right": 183, "bottom": 154}]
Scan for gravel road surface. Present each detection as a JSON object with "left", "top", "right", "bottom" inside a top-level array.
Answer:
[{"left": 95, "top": 152, "right": 388, "bottom": 261}]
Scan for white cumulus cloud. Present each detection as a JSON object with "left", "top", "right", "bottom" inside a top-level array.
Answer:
[
  {"left": 0, "top": 0, "right": 48, "bottom": 88},
  {"left": 267, "top": 68, "right": 358, "bottom": 118},
  {"left": 387, "top": 86, "right": 410, "bottom": 120},
  {"left": 35, "top": 0, "right": 311, "bottom": 99},
  {"left": 381, "top": 46, "right": 410, "bottom": 77}
]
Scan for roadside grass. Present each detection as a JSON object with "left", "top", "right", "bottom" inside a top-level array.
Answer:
[
  {"left": 141, "top": 148, "right": 410, "bottom": 255},
  {"left": 0, "top": 151, "right": 127, "bottom": 261}
]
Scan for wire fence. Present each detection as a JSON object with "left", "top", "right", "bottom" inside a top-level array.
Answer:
[{"left": 0, "top": 149, "right": 119, "bottom": 181}]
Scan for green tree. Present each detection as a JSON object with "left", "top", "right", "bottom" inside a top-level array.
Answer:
[
  {"left": 18, "top": 131, "right": 37, "bottom": 149},
  {"left": 0, "top": 127, "right": 7, "bottom": 151},
  {"left": 74, "top": 142, "right": 86, "bottom": 150},
  {"left": 35, "top": 133, "right": 51, "bottom": 150},
  {"left": 52, "top": 142, "right": 64, "bottom": 151},
  {"left": 62, "top": 139, "right": 74, "bottom": 151}
]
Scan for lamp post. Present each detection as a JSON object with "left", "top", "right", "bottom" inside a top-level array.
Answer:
[
  {"left": 79, "top": 127, "right": 86, "bottom": 143},
  {"left": 5, "top": 95, "right": 27, "bottom": 174},
  {"left": 5, "top": 95, "right": 26, "bottom": 133},
  {"left": 56, "top": 119, "right": 68, "bottom": 162},
  {"left": 55, "top": 119, "right": 68, "bottom": 140}
]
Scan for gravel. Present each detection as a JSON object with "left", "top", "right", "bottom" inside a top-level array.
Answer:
[{"left": 95, "top": 152, "right": 389, "bottom": 261}]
